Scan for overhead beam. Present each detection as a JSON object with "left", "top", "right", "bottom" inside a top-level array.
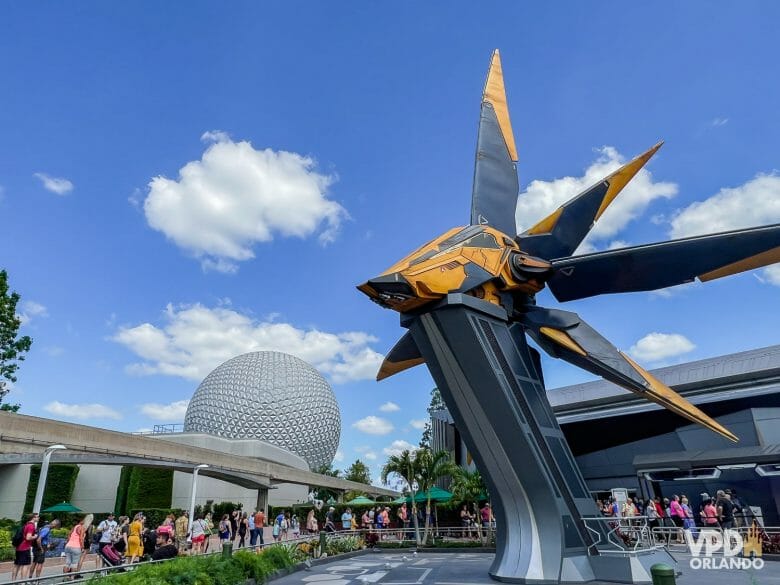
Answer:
[{"left": 0, "top": 412, "right": 397, "bottom": 497}]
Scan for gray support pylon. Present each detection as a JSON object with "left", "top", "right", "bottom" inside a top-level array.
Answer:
[{"left": 405, "top": 294, "right": 599, "bottom": 583}]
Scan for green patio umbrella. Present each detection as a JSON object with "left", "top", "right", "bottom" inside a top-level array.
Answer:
[
  {"left": 412, "top": 486, "right": 452, "bottom": 503},
  {"left": 42, "top": 501, "right": 83, "bottom": 513},
  {"left": 392, "top": 495, "right": 409, "bottom": 504},
  {"left": 345, "top": 495, "right": 376, "bottom": 506}
]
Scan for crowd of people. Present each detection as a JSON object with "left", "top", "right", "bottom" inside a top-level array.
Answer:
[
  {"left": 10, "top": 501, "right": 495, "bottom": 581},
  {"left": 597, "top": 488, "right": 753, "bottom": 542},
  {"left": 9, "top": 507, "right": 274, "bottom": 581}
]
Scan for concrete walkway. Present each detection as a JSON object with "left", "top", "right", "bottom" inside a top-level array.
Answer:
[{"left": 271, "top": 551, "right": 780, "bottom": 585}]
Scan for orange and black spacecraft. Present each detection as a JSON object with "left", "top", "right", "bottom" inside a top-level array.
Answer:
[{"left": 359, "top": 51, "right": 780, "bottom": 443}]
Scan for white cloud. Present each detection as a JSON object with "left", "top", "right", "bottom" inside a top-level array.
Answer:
[
  {"left": 140, "top": 399, "right": 189, "bottom": 421},
  {"left": 379, "top": 401, "right": 400, "bottom": 413},
  {"left": 516, "top": 146, "right": 677, "bottom": 251},
  {"left": 670, "top": 174, "right": 780, "bottom": 238},
  {"left": 669, "top": 173, "right": 780, "bottom": 286},
  {"left": 762, "top": 265, "right": 780, "bottom": 286},
  {"left": 408, "top": 419, "right": 427, "bottom": 430},
  {"left": 18, "top": 300, "right": 48, "bottom": 325},
  {"left": 44, "top": 401, "right": 122, "bottom": 420},
  {"left": 200, "top": 129, "right": 231, "bottom": 143},
  {"left": 353, "top": 416, "right": 394, "bottom": 435},
  {"left": 382, "top": 439, "right": 418, "bottom": 457},
  {"left": 711, "top": 117, "right": 729, "bottom": 127},
  {"left": 34, "top": 172, "right": 73, "bottom": 195},
  {"left": 142, "top": 134, "right": 347, "bottom": 272},
  {"left": 112, "top": 303, "right": 383, "bottom": 384},
  {"left": 333, "top": 449, "right": 345, "bottom": 463},
  {"left": 629, "top": 332, "right": 696, "bottom": 362}
]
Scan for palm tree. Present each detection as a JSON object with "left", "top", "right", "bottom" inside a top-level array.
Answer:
[
  {"left": 381, "top": 449, "right": 422, "bottom": 544},
  {"left": 415, "top": 449, "right": 456, "bottom": 544},
  {"left": 450, "top": 467, "right": 488, "bottom": 542}
]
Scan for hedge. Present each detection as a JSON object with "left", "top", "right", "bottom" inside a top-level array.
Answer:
[
  {"left": 125, "top": 467, "right": 173, "bottom": 511},
  {"left": 23, "top": 464, "right": 79, "bottom": 516},
  {"left": 114, "top": 466, "right": 132, "bottom": 515}
]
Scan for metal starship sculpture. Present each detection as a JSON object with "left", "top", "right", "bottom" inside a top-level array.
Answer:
[{"left": 359, "top": 50, "right": 780, "bottom": 583}]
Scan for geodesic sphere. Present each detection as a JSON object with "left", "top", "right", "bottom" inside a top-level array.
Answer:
[{"left": 183, "top": 351, "right": 340, "bottom": 469}]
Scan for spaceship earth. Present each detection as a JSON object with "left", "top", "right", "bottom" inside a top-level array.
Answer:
[{"left": 183, "top": 351, "right": 341, "bottom": 469}]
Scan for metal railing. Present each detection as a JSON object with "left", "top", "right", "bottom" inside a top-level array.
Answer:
[{"left": 581, "top": 515, "right": 663, "bottom": 556}]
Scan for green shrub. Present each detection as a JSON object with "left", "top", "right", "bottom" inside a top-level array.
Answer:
[
  {"left": 114, "top": 466, "right": 132, "bottom": 515},
  {"left": 23, "top": 464, "right": 79, "bottom": 516},
  {"left": 212, "top": 501, "right": 242, "bottom": 521},
  {"left": 0, "top": 530, "right": 13, "bottom": 562},
  {"left": 126, "top": 467, "right": 173, "bottom": 511}
]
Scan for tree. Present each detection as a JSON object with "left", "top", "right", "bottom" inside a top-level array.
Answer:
[
  {"left": 450, "top": 467, "right": 489, "bottom": 542},
  {"left": 0, "top": 269, "right": 32, "bottom": 411},
  {"left": 343, "top": 459, "right": 371, "bottom": 485},
  {"left": 343, "top": 459, "right": 372, "bottom": 501},
  {"left": 381, "top": 449, "right": 422, "bottom": 544},
  {"left": 419, "top": 387, "right": 445, "bottom": 449},
  {"left": 415, "top": 449, "right": 456, "bottom": 544}
]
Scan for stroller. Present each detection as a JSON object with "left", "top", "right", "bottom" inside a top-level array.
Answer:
[{"left": 100, "top": 543, "right": 126, "bottom": 570}]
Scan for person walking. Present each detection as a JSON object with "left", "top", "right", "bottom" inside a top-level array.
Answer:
[
  {"left": 248, "top": 511, "right": 257, "bottom": 547},
  {"left": 218, "top": 514, "right": 232, "bottom": 544},
  {"left": 342, "top": 507, "right": 353, "bottom": 531},
  {"left": 306, "top": 509, "right": 318, "bottom": 534},
  {"left": 96, "top": 513, "right": 118, "bottom": 564},
  {"left": 31, "top": 517, "right": 59, "bottom": 580},
  {"left": 63, "top": 515, "right": 87, "bottom": 578},
  {"left": 230, "top": 510, "right": 239, "bottom": 544},
  {"left": 190, "top": 514, "right": 208, "bottom": 555},
  {"left": 126, "top": 513, "right": 144, "bottom": 564},
  {"left": 114, "top": 516, "right": 129, "bottom": 556},
  {"left": 291, "top": 514, "right": 300, "bottom": 539},
  {"left": 237, "top": 512, "right": 248, "bottom": 548},
  {"left": 716, "top": 490, "right": 735, "bottom": 529},
  {"left": 175, "top": 511, "right": 189, "bottom": 553},
  {"left": 76, "top": 514, "right": 94, "bottom": 573},
  {"left": 203, "top": 513, "right": 214, "bottom": 553},
  {"left": 253, "top": 509, "right": 265, "bottom": 546},
  {"left": 12, "top": 512, "right": 38, "bottom": 581}
]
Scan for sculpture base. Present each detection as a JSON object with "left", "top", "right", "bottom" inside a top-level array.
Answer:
[{"left": 403, "top": 294, "right": 676, "bottom": 583}]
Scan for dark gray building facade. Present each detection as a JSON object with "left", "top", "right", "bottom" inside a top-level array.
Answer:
[{"left": 432, "top": 345, "right": 780, "bottom": 524}]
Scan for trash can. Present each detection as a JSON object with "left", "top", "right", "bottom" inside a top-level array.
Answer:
[
  {"left": 650, "top": 563, "right": 675, "bottom": 585},
  {"left": 222, "top": 541, "right": 233, "bottom": 558},
  {"left": 319, "top": 531, "right": 328, "bottom": 557}
]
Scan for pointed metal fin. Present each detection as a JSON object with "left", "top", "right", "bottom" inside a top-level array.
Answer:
[
  {"left": 470, "top": 50, "right": 519, "bottom": 238},
  {"left": 518, "top": 142, "right": 663, "bottom": 259},
  {"left": 519, "top": 306, "right": 738, "bottom": 442},
  {"left": 548, "top": 223, "right": 780, "bottom": 302},
  {"left": 377, "top": 331, "right": 425, "bottom": 381}
]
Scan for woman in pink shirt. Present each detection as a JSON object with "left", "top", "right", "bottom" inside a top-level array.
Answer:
[
  {"left": 669, "top": 495, "right": 684, "bottom": 543},
  {"left": 702, "top": 498, "right": 719, "bottom": 527}
]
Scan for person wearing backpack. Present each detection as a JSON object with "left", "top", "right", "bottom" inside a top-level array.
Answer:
[
  {"left": 11, "top": 512, "right": 39, "bottom": 581},
  {"left": 31, "top": 518, "right": 60, "bottom": 579}
]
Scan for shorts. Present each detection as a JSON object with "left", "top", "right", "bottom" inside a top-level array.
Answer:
[
  {"left": 64, "top": 546, "right": 82, "bottom": 568},
  {"left": 671, "top": 516, "right": 684, "bottom": 528},
  {"left": 192, "top": 534, "right": 205, "bottom": 544},
  {"left": 33, "top": 548, "right": 46, "bottom": 564},
  {"left": 14, "top": 549, "right": 32, "bottom": 566}
]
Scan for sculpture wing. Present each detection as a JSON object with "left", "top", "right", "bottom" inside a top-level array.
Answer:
[
  {"left": 377, "top": 331, "right": 425, "bottom": 381},
  {"left": 470, "top": 50, "right": 519, "bottom": 238},
  {"left": 547, "top": 224, "right": 780, "bottom": 302},
  {"left": 518, "top": 306, "right": 737, "bottom": 442},
  {"left": 517, "top": 143, "right": 662, "bottom": 259}
]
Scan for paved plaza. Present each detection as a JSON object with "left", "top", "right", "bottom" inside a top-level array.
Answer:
[{"left": 271, "top": 551, "right": 780, "bottom": 585}]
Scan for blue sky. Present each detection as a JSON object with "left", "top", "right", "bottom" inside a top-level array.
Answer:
[{"left": 2, "top": 2, "right": 779, "bottom": 483}]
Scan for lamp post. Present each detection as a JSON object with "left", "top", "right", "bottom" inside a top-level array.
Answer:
[
  {"left": 188, "top": 464, "right": 209, "bottom": 539},
  {"left": 32, "top": 444, "right": 67, "bottom": 515}
]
